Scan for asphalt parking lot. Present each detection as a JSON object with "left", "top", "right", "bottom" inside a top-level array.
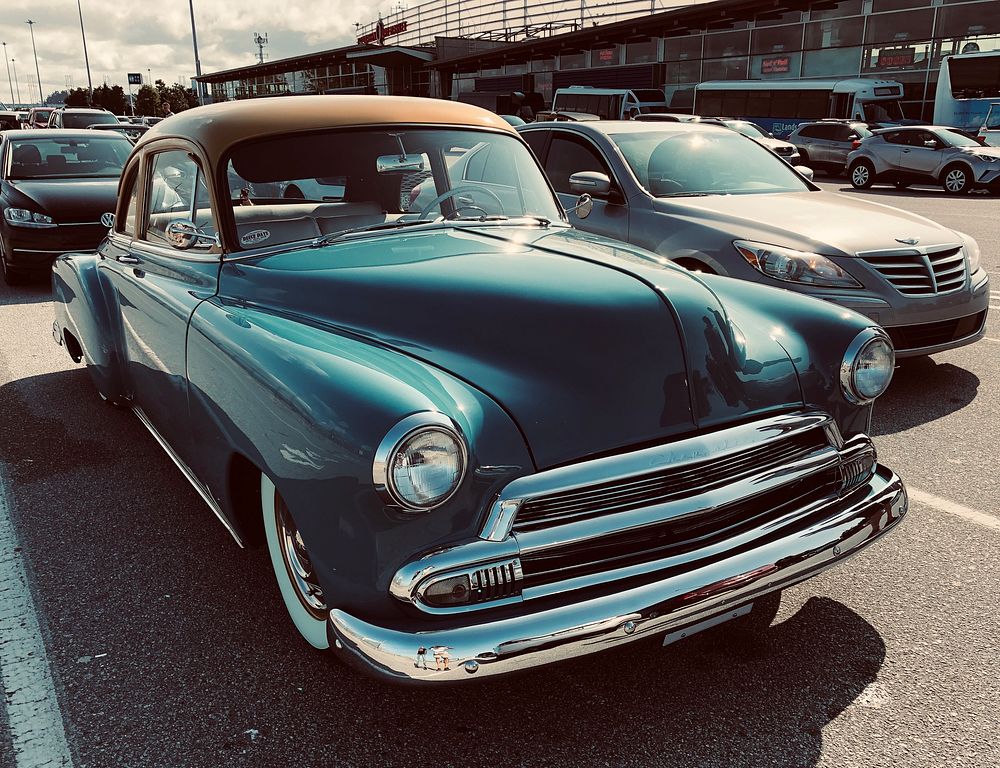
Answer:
[{"left": 1, "top": 180, "right": 998, "bottom": 768}]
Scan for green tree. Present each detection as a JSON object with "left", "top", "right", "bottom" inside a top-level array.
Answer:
[
  {"left": 91, "top": 84, "right": 127, "bottom": 114},
  {"left": 64, "top": 88, "right": 90, "bottom": 107},
  {"left": 45, "top": 89, "right": 69, "bottom": 105},
  {"left": 134, "top": 84, "right": 160, "bottom": 117}
]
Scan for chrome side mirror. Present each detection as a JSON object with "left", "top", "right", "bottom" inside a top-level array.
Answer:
[
  {"left": 794, "top": 165, "right": 815, "bottom": 182},
  {"left": 569, "top": 171, "right": 612, "bottom": 197},
  {"left": 165, "top": 219, "right": 219, "bottom": 250},
  {"left": 566, "top": 193, "right": 593, "bottom": 219}
]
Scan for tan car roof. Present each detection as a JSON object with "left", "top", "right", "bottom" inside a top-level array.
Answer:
[{"left": 137, "top": 95, "right": 516, "bottom": 166}]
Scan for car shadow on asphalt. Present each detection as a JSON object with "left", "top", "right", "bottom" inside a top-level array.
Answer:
[
  {"left": 348, "top": 596, "right": 885, "bottom": 768},
  {"left": 822, "top": 182, "right": 996, "bottom": 201},
  {"left": 0, "top": 279, "right": 53, "bottom": 307},
  {"left": 872, "top": 357, "right": 980, "bottom": 436}
]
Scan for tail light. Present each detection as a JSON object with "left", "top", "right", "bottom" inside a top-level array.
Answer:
[{"left": 851, "top": 140, "right": 862, "bottom": 150}]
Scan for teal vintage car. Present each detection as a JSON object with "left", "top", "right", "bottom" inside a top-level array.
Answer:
[{"left": 52, "top": 96, "right": 906, "bottom": 684}]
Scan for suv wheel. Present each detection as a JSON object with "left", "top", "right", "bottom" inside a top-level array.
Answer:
[
  {"left": 942, "top": 164, "right": 972, "bottom": 195},
  {"left": 850, "top": 160, "right": 874, "bottom": 189}
]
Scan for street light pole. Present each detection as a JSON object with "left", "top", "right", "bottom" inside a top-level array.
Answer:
[
  {"left": 2, "top": 43, "right": 13, "bottom": 105},
  {"left": 75, "top": 1, "right": 94, "bottom": 102},
  {"left": 11, "top": 58, "right": 21, "bottom": 103},
  {"left": 25, "top": 21, "right": 42, "bottom": 106},
  {"left": 188, "top": 0, "right": 204, "bottom": 104}
]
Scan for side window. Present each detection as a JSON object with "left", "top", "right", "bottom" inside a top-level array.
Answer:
[
  {"left": 544, "top": 134, "right": 612, "bottom": 193},
  {"left": 522, "top": 131, "right": 548, "bottom": 162},
  {"left": 797, "top": 125, "right": 819, "bottom": 139},
  {"left": 145, "top": 149, "right": 215, "bottom": 248},
  {"left": 117, "top": 166, "right": 139, "bottom": 238},
  {"left": 882, "top": 131, "right": 906, "bottom": 145}
]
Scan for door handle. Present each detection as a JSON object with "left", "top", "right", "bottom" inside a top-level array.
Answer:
[
  {"left": 901, "top": 149, "right": 911, "bottom": 153},
  {"left": 116, "top": 254, "right": 141, "bottom": 264}
]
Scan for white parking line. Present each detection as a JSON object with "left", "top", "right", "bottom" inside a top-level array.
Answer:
[
  {"left": 908, "top": 486, "right": 1000, "bottom": 533},
  {"left": 0, "top": 469, "right": 74, "bottom": 768}
]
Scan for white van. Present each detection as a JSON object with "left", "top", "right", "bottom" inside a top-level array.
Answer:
[{"left": 549, "top": 86, "right": 669, "bottom": 120}]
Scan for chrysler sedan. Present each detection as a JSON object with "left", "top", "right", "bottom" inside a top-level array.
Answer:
[
  {"left": 1, "top": 129, "right": 132, "bottom": 283},
  {"left": 52, "top": 96, "right": 906, "bottom": 684},
  {"left": 518, "top": 121, "right": 990, "bottom": 357}
]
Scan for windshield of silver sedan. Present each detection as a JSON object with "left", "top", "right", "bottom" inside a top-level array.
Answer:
[
  {"left": 611, "top": 130, "right": 811, "bottom": 197},
  {"left": 224, "top": 128, "right": 565, "bottom": 250},
  {"left": 7, "top": 136, "right": 132, "bottom": 180}
]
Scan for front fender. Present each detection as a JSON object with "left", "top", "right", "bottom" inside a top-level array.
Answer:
[
  {"left": 185, "top": 298, "right": 534, "bottom": 623},
  {"left": 52, "top": 253, "right": 125, "bottom": 400}
]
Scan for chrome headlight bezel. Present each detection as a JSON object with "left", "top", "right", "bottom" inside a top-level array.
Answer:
[
  {"left": 3, "top": 207, "right": 56, "bottom": 228},
  {"left": 373, "top": 412, "right": 468, "bottom": 512},
  {"left": 734, "top": 240, "right": 862, "bottom": 288},
  {"left": 840, "top": 328, "right": 895, "bottom": 405}
]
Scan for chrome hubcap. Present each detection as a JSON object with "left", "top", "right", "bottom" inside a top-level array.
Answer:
[
  {"left": 945, "top": 170, "right": 965, "bottom": 191},
  {"left": 275, "top": 492, "right": 327, "bottom": 619},
  {"left": 852, "top": 166, "right": 869, "bottom": 185}
]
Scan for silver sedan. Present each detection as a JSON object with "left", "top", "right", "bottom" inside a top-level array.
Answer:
[
  {"left": 847, "top": 126, "right": 1000, "bottom": 194},
  {"left": 517, "top": 120, "right": 990, "bottom": 358}
]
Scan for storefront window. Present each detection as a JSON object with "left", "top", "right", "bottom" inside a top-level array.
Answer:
[
  {"left": 872, "top": 0, "right": 930, "bottom": 10},
  {"left": 590, "top": 45, "right": 621, "bottom": 66},
  {"left": 559, "top": 52, "right": 587, "bottom": 70},
  {"left": 664, "top": 34, "right": 703, "bottom": 61},
  {"left": 704, "top": 30, "right": 751, "bottom": 58},
  {"left": 937, "top": 1, "right": 1000, "bottom": 38},
  {"left": 664, "top": 59, "right": 701, "bottom": 83},
  {"left": 625, "top": 38, "right": 658, "bottom": 64},
  {"left": 801, "top": 46, "right": 863, "bottom": 76},
  {"left": 702, "top": 57, "right": 749, "bottom": 80},
  {"left": 504, "top": 62, "right": 528, "bottom": 75},
  {"left": 864, "top": 9, "right": 934, "bottom": 44},
  {"left": 752, "top": 24, "right": 804, "bottom": 54},
  {"left": 863, "top": 42, "right": 932, "bottom": 71},
  {"left": 809, "top": 0, "right": 863, "bottom": 21},
  {"left": 804, "top": 16, "right": 864, "bottom": 49},
  {"left": 531, "top": 58, "right": 555, "bottom": 72}
]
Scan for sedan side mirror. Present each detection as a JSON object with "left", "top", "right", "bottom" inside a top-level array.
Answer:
[
  {"left": 165, "top": 219, "right": 219, "bottom": 250},
  {"left": 794, "top": 165, "right": 815, "bottom": 182},
  {"left": 569, "top": 171, "right": 612, "bottom": 197}
]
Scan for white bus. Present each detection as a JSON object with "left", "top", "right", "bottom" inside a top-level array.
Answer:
[
  {"left": 549, "top": 86, "right": 669, "bottom": 120},
  {"left": 933, "top": 50, "right": 1000, "bottom": 134},
  {"left": 694, "top": 79, "right": 905, "bottom": 137}
]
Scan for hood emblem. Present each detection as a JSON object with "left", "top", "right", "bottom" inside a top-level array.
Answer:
[{"left": 895, "top": 237, "right": 920, "bottom": 245}]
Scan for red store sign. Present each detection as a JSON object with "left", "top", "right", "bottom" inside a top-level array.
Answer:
[
  {"left": 358, "top": 19, "right": 407, "bottom": 45},
  {"left": 761, "top": 56, "right": 790, "bottom": 74},
  {"left": 876, "top": 48, "right": 915, "bottom": 68}
]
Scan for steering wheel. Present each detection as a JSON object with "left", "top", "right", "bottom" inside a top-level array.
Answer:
[{"left": 418, "top": 185, "right": 505, "bottom": 220}]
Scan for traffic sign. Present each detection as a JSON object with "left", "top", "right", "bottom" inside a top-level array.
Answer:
[{"left": 127, "top": 73, "right": 142, "bottom": 85}]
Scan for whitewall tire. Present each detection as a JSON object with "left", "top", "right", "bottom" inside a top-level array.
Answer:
[{"left": 262, "top": 473, "right": 330, "bottom": 649}]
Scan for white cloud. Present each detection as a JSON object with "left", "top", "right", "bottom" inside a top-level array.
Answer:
[{"left": 0, "top": 0, "right": 402, "bottom": 102}]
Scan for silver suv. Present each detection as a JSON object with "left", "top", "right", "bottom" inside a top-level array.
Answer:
[
  {"left": 848, "top": 126, "right": 1000, "bottom": 194},
  {"left": 788, "top": 121, "right": 875, "bottom": 175}
]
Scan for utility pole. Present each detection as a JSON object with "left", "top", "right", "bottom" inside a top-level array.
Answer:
[
  {"left": 75, "top": 1, "right": 94, "bottom": 101},
  {"left": 25, "top": 21, "right": 42, "bottom": 106},
  {"left": 2, "top": 43, "right": 13, "bottom": 104},
  {"left": 188, "top": 0, "right": 204, "bottom": 104}
]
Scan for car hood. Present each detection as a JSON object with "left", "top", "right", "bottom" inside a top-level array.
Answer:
[
  {"left": 224, "top": 224, "right": 802, "bottom": 470},
  {"left": 5, "top": 178, "right": 119, "bottom": 224},
  {"left": 654, "top": 190, "right": 957, "bottom": 256},
  {"left": 759, "top": 137, "right": 795, "bottom": 152}
]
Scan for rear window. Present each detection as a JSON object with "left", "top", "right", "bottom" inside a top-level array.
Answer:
[{"left": 63, "top": 112, "right": 120, "bottom": 129}]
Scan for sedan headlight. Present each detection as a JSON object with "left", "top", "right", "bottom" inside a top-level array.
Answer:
[
  {"left": 735, "top": 240, "right": 861, "bottom": 288},
  {"left": 955, "top": 231, "right": 981, "bottom": 273},
  {"left": 373, "top": 413, "right": 467, "bottom": 511},
  {"left": 3, "top": 207, "right": 55, "bottom": 227},
  {"left": 841, "top": 328, "right": 894, "bottom": 404}
]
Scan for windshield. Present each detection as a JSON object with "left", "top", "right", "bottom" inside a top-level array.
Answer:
[
  {"left": 726, "top": 120, "right": 767, "bottom": 139},
  {"left": 225, "top": 127, "right": 563, "bottom": 249},
  {"left": 940, "top": 128, "right": 984, "bottom": 148},
  {"left": 612, "top": 130, "right": 811, "bottom": 196},
  {"left": 7, "top": 135, "right": 132, "bottom": 179},
  {"left": 861, "top": 100, "right": 904, "bottom": 122}
]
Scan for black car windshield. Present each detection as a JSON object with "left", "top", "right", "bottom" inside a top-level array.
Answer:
[
  {"left": 612, "top": 130, "right": 811, "bottom": 196},
  {"left": 939, "top": 128, "right": 983, "bottom": 148},
  {"left": 7, "top": 136, "right": 132, "bottom": 179},
  {"left": 225, "top": 127, "right": 564, "bottom": 249},
  {"left": 63, "top": 113, "right": 120, "bottom": 128}
]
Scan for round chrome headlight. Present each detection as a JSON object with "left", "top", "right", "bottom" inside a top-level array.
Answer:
[
  {"left": 373, "top": 413, "right": 467, "bottom": 511},
  {"left": 841, "top": 329, "right": 895, "bottom": 404}
]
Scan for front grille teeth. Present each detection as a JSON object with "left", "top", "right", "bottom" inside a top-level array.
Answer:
[{"left": 859, "top": 245, "right": 966, "bottom": 296}]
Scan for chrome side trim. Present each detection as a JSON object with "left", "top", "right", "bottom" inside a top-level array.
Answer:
[
  {"left": 478, "top": 410, "right": 834, "bottom": 542},
  {"left": 332, "top": 465, "right": 907, "bottom": 684},
  {"left": 132, "top": 407, "right": 244, "bottom": 547},
  {"left": 390, "top": 537, "right": 520, "bottom": 603}
]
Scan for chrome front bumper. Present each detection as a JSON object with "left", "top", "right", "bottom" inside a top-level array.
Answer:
[{"left": 329, "top": 465, "right": 906, "bottom": 684}]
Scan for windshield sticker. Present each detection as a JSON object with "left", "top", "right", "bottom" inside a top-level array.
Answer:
[{"left": 240, "top": 229, "right": 271, "bottom": 247}]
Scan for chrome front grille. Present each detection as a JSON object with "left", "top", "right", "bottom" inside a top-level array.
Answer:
[
  {"left": 859, "top": 245, "right": 966, "bottom": 296},
  {"left": 512, "top": 429, "right": 828, "bottom": 534}
]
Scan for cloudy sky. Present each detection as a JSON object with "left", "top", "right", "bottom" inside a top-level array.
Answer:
[{"left": 0, "top": 0, "right": 401, "bottom": 102}]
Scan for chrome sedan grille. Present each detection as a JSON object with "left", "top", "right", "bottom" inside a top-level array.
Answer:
[
  {"left": 859, "top": 245, "right": 966, "bottom": 296},
  {"left": 512, "top": 429, "right": 828, "bottom": 534},
  {"left": 773, "top": 146, "right": 794, "bottom": 155}
]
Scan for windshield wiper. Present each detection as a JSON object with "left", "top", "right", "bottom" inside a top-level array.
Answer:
[
  {"left": 657, "top": 192, "right": 714, "bottom": 198},
  {"left": 450, "top": 214, "right": 552, "bottom": 227},
  {"left": 317, "top": 218, "right": 437, "bottom": 245}
]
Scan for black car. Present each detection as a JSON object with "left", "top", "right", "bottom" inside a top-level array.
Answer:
[
  {"left": 0, "top": 129, "right": 132, "bottom": 284},
  {"left": 46, "top": 108, "right": 120, "bottom": 130}
]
